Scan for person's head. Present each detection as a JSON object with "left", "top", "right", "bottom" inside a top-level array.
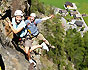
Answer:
[
  {"left": 30, "top": 13, "right": 36, "bottom": 22},
  {"left": 14, "top": 10, "right": 23, "bottom": 23}
]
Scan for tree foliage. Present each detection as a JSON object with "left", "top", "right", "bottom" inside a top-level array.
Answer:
[
  {"left": 64, "top": 29, "right": 85, "bottom": 69},
  {"left": 31, "top": 1, "right": 88, "bottom": 70}
]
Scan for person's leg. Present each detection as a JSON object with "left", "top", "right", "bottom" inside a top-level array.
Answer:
[
  {"left": 12, "top": 33, "right": 19, "bottom": 44},
  {"left": 30, "top": 45, "right": 42, "bottom": 52},
  {"left": 25, "top": 39, "right": 40, "bottom": 66},
  {"left": 24, "top": 37, "right": 49, "bottom": 59},
  {"left": 37, "top": 33, "right": 55, "bottom": 48},
  {"left": 25, "top": 41, "right": 49, "bottom": 55},
  {"left": 27, "top": 48, "right": 36, "bottom": 66},
  {"left": 24, "top": 39, "right": 32, "bottom": 59},
  {"left": 25, "top": 39, "right": 42, "bottom": 53},
  {"left": 37, "top": 33, "right": 49, "bottom": 45},
  {"left": 12, "top": 33, "right": 21, "bottom": 50},
  {"left": 43, "top": 38, "right": 49, "bottom": 45}
]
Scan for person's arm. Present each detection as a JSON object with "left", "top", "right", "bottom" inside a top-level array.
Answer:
[
  {"left": 25, "top": 20, "right": 31, "bottom": 25},
  {"left": 41, "top": 15, "right": 54, "bottom": 21},
  {"left": 8, "top": 21, "right": 24, "bottom": 34},
  {"left": 35, "top": 15, "right": 54, "bottom": 24}
]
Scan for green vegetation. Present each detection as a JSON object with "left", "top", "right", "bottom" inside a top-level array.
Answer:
[
  {"left": 64, "top": 29, "right": 85, "bottom": 69},
  {"left": 83, "top": 17, "right": 88, "bottom": 26},
  {"left": 39, "top": 0, "right": 88, "bottom": 26},
  {"left": 64, "top": 15, "right": 74, "bottom": 22},
  {"left": 43, "top": 16, "right": 88, "bottom": 69},
  {"left": 31, "top": 0, "right": 88, "bottom": 70},
  {"left": 39, "top": 0, "right": 88, "bottom": 14}
]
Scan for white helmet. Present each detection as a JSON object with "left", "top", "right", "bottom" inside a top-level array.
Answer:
[
  {"left": 14, "top": 10, "right": 23, "bottom": 16},
  {"left": 30, "top": 13, "right": 36, "bottom": 17}
]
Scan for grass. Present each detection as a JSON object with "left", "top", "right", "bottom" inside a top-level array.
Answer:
[
  {"left": 83, "top": 17, "right": 88, "bottom": 26},
  {"left": 64, "top": 15, "right": 74, "bottom": 22},
  {"left": 39, "top": 0, "right": 88, "bottom": 14},
  {"left": 39, "top": 0, "right": 88, "bottom": 25}
]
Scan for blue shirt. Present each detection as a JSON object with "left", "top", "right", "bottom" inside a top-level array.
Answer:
[
  {"left": 25, "top": 19, "right": 42, "bottom": 36},
  {"left": 12, "top": 17, "right": 27, "bottom": 37}
]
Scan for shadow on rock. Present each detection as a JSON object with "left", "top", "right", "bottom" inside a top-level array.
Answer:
[{"left": 0, "top": 54, "right": 5, "bottom": 70}]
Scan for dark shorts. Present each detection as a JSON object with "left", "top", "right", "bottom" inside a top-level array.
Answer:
[{"left": 12, "top": 33, "right": 32, "bottom": 49}]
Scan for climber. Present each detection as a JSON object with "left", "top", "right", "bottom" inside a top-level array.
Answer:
[
  {"left": 24, "top": 13, "right": 56, "bottom": 66},
  {"left": 8, "top": 10, "right": 50, "bottom": 67},
  {"left": 8, "top": 10, "right": 27, "bottom": 44},
  {"left": 25, "top": 13, "right": 55, "bottom": 49}
]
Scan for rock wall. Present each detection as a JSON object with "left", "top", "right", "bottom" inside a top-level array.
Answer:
[
  {"left": 0, "top": 32, "right": 30, "bottom": 70},
  {"left": 11, "top": 0, "right": 30, "bottom": 16},
  {"left": 0, "top": 1, "right": 31, "bottom": 70}
]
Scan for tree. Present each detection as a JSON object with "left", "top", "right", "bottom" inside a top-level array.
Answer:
[{"left": 64, "top": 29, "right": 85, "bottom": 69}]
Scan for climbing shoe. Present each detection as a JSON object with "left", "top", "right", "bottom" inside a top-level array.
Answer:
[
  {"left": 29, "top": 59, "right": 36, "bottom": 67},
  {"left": 41, "top": 42, "right": 49, "bottom": 52}
]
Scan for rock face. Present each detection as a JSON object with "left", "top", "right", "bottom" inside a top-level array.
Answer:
[
  {"left": 0, "top": 0, "right": 30, "bottom": 17},
  {"left": 0, "top": 32, "right": 29, "bottom": 70},
  {"left": 11, "top": 0, "right": 30, "bottom": 16}
]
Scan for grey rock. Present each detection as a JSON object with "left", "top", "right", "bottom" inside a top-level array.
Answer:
[{"left": 0, "top": 32, "right": 29, "bottom": 70}]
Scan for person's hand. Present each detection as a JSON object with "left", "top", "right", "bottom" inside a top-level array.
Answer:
[
  {"left": 50, "top": 15, "right": 54, "bottom": 18},
  {"left": 8, "top": 21, "right": 12, "bottom": 27},
  {"left": 8, "top": 22, "right": 11, "bottom": 27}
]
